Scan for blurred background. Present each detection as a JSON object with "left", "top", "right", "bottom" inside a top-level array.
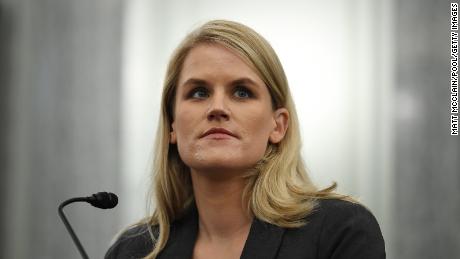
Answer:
[{"left": 0, "top": 0, "right": 458, "bottom": 258}]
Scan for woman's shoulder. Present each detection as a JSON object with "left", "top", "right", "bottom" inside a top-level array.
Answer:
[
  {"left": 291, "top": 198, "right": 382, "bottom": 232},
  {"left": 313, "top": 198, "right": 375, "bottom": 219},
  {"left": 104, "top": 223, "right": 156, "bottom": 259},
  {"left": 303, "top": 198, "right": 386, "bottom": 258},
  {"left": 307, "top": 198, "right": 383, "bottom": 235}
]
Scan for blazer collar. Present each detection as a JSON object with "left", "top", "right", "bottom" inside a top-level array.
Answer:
[
  {"left": 240, "top": 217, "right": 286, "bottom": 259},
  {"left": 157, "top": 205, "right": 199, "bottom": 259},
  {"left": 158, "top": 203, "right": 286, "bottom": 259}
]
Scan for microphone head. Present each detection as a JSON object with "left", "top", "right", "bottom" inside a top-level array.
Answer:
[{"left": 88, "top": 192, "right": 118, "bottom": 209}]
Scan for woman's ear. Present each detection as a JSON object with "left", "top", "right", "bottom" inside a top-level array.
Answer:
[
  {"left": 170, "top": 122, "right": 177, "bottom": 144},
  {"left": 269, "top": 108, "right": 289, "bottom": 144}
]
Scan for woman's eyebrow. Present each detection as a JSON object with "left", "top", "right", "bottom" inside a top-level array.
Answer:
[
  {"left": 181, "top": 78, "right": 208, "bottom": 87},
  {"left": 231, "top": 78, "right": 259, "bottom": 87},
  {"left": 181, "top": 77, "right": 261, "bottom": 88}
]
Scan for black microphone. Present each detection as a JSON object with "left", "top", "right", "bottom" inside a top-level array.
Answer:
[{"left": 58, "top": 192, "right": 119, "bottom": 259}]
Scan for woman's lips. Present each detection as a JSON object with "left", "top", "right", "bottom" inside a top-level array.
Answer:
[{"left": 201, "top": 127, "right": 238, "bottom": 139}]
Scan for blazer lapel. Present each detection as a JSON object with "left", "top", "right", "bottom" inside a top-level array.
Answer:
[
  {"left": 157, "top": 205, "right": 199, "bottom": 259},
  {"left": 240, "top": 218, "right": 286, "bottom": 259}
]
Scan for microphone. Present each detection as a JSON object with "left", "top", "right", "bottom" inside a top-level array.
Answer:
[
  {"left": 86, "top": 192, "right": 118, "bottom": 209},
  {"left": 58, "top": 192, "right": 119, "bottom": 259}
]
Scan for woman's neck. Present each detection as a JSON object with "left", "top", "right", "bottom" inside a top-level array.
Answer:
[{"left": 190, "top": 168, "right": 253, "bottom": 242}]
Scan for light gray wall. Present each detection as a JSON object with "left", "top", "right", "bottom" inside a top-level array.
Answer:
[
  {"left": 394, "top": 0, "right": 460, "bottom": 258},
  {"left": 1, "top": 0, "right": 124, "bottom": 258}
]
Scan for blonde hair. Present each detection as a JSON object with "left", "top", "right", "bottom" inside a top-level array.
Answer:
[{"left": 142, "top": 19, "right": 344, "bottom": 258}]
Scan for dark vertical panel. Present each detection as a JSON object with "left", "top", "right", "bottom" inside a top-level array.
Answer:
[
  {"left": 0, "top": 2, "right": 12, "bottom": 258},
  {"left": 394, "top": 0, "right": 460, "bottom": 258}
]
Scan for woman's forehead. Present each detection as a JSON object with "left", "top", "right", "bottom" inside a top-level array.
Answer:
[{"left": 178, "top": 44, "right": 265, "bottom": 88}]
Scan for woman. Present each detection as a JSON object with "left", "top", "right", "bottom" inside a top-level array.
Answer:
[{"left": 106, "top": 20, "right": 385, "bottom": 259}]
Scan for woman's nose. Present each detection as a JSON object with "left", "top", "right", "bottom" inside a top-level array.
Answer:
[{"left": 206, "top": 92, "right": 230, "bottom": 121}]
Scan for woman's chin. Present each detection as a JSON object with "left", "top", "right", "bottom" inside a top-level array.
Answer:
[
  {"left": 186, "top": 155, "right": 257, "bottom": 174},
  {"left": 179, "top": 145, "right": 265, "bottom": 174}
]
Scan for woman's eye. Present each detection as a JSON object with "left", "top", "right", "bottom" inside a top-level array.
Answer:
[
  {"left": 234, "top": 86, "right": 252, "bottom": 98},
  {"left": 190, "top": 87, "right": 209, "bottom": 99}
]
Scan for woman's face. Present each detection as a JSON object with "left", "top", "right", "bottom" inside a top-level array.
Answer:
[{"left": 170, "top": 43, "right": 288, "bottom": 175}]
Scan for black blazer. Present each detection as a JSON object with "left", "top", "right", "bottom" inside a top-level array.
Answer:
[{"left": 105, "top": 199, "right": 385, "bottom": 259}]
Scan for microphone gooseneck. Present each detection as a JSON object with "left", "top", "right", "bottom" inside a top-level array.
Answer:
[{"left": 58, "top": 192, "right": 119, "bottom": 259}]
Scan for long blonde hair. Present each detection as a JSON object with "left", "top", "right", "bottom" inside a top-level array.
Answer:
[{"left": 143, "top": 19, "right": 343, "bottom": 258}]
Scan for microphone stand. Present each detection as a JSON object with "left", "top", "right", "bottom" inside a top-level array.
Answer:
[{"left": 58, "top": 197, "right": 90, "bottom": 259}]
